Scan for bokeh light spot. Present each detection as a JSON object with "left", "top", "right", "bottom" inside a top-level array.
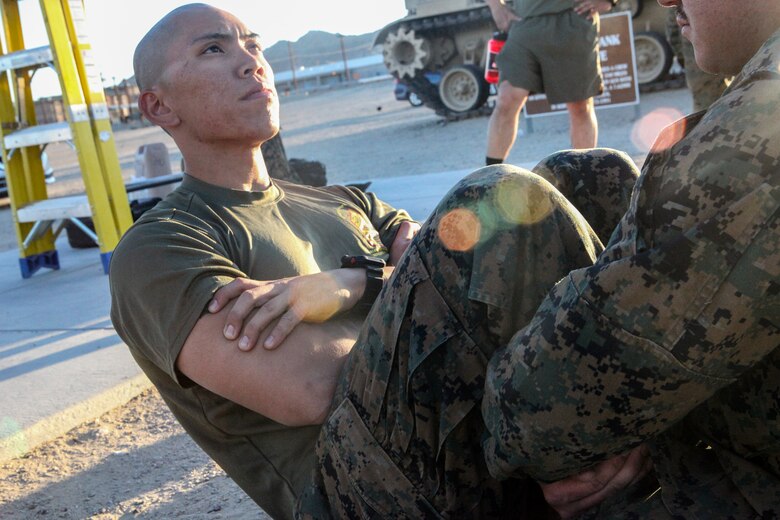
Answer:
[
  {"left": 438, "top": 208, "right": 481, "bottom": 252},
  {"left": 495, "top": 179, "right": 554, "bottom": 225},
  {"left": 631, "top": 107, "right": 685, "bottom": 153}
]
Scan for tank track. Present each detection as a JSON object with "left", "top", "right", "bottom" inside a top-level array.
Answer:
[
  {"left": 404, "top": 6, "right": 493, "bottom": 33},
  {"left": 388, "top": 7, "right": 495, "bottom": 118}
]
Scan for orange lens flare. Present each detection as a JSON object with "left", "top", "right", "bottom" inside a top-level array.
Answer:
[
  {"left": 438, "top": 208, "right": 481, "bottom": 252},
  {"left": 631, "top": 107, "right": 685, "bottom": 152}
]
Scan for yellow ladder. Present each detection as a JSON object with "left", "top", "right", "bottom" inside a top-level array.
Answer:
[{"left": 0, "top": 0, "right": 132, "bottom": 277}]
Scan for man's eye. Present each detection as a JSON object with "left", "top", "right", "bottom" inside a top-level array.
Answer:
[
  {"left": 203, "top": 44, "right": 223, "bottom": 54},
  {"left": 247, "top": 42, "right": 263, "bottom": 53}
]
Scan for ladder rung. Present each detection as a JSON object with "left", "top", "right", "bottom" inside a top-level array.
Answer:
[
  {"left": 16, "top": 194, "right": 91, "bottom": 222},
  {"left": 0, "top": 45, "right": 53, "bottom": 72},
  {"left": 4, "top": 121, "right": 72, "bottom": 149}
]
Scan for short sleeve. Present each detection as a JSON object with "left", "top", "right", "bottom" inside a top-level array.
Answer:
[
  {"left": 325, "top": 185, "right": 416, "bottom": 248},
  {"left": 109, "top": 210, "right": 245, "bottom": 385}
]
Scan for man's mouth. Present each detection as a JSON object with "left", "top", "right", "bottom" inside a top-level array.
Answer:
[
  {"left": 241, "top": 86, "right": 275, "bottom": 101},
  {"left": 676, "top": 6, "right": 689, "bottom": 28}
]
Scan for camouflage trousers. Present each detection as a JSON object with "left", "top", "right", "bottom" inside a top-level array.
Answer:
[{"left": 296, "top": 149, "right": 640, "bottom": 519}]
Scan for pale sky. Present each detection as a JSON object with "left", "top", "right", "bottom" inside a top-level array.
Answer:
[{"left": 15, "top": 0, "right": 406, "bottom": 98}]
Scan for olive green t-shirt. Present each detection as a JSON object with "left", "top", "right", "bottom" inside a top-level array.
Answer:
[
  {"left": 513, "top": 0, "right": 573, "bottom": 18},
  {"left": 109, "top": 175, "right": 412, "bottom": 519}
]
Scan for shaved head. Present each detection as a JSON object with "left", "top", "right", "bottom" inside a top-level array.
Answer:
[
  {"left": 133, "top": 2, "right": 278, "bottom": 153},
  {"left": 133, "top": 3, "right": 218, "bottom": 90}
]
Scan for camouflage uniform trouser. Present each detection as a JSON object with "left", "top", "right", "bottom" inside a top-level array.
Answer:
[{"left": 296, "top": 149, "right": 640, "bottom": 519}]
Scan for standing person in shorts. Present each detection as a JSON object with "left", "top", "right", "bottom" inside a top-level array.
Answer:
[{"left": 484, "top": 0, "right": 616, "bottom": 166}]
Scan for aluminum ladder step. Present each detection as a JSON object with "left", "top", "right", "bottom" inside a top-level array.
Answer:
[
  {"left": 0, "top": 45, "right": 53, "bottom": 72},
  {"left": 16, "top": 194, "right": 91, "bottom": 222},
  {"left": 3, "top": 121, "right": 72, "bottom": 149}
]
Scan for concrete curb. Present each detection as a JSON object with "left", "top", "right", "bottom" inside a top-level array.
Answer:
[{"left": 0, "top": 373, "right": 152, "bottom": 464}]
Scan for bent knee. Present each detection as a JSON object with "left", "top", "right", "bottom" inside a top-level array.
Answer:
[
  {"left": 495, "top": 82, "right": 529, "bottom": 112},
  {"left": 534, "top": 148, "right": 635, "bottom": 174},
  {"left": 566, "top": 99, "right": 594, "bottom": 117},
  {"left": 440, "top": 165, "right": 561, "bottom": 214}
]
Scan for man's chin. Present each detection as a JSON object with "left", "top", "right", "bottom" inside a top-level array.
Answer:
[
  {"left": 242, "top": 127, "right": 277, "bottom": 148},
  {"left": 259, "top": 123, "right": 280, "bottom": 143}
]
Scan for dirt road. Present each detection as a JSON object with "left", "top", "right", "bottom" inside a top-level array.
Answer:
[{"left": 0, "top": 79, "right": 694, "bottom": 518}]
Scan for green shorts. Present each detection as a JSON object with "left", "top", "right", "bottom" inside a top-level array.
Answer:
[{"left": 497, "top": 10, "right": 603, "bottom": 104}]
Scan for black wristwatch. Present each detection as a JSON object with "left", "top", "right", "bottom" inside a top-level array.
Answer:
[{"left": 340, "top": 255, "right": 386, "bottom": 310}]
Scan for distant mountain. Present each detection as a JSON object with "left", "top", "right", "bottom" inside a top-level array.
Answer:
[{"left": 264, "top": 30, "right": 381, "bottom": 73}]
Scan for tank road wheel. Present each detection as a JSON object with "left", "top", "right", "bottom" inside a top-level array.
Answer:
[
  {"left": 614, "top": 0, "right": 643, "bottom": 18},
  {"left": 634, "top": 31, "right": 673, "bottom": 84},
  {"left": 438, "top": 65, "right": 489, "bottom": 113},
  {"left": 408, "top": 92, "right": 424, "bottom": 107}
]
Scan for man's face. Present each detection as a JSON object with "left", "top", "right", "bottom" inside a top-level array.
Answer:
[
  {"left": 658, "top": 0, "right": 778, "bottom": 75},
  {"left": 158, "top": 7, "right": 279, "bottom": 145}
]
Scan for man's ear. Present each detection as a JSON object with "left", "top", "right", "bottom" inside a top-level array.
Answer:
[{"left": 138, "top": 90, "right": 180, "bottom": 128}]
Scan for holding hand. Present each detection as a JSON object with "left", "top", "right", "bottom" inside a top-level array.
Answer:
[
  {"left": 389, "top": 220, "right": 421, "bottom": 265},
  {"left": 208, "top": 269, "right": 365, "bottom": 350},
  {"left": 486, "top": 0, "right": 521, "bottom": 32},
  {"left": 539, "top": 444, "right": 653, "bottom": 518},
  {"left": 574, "top": 0, "right": 614, "bottom": 19}
]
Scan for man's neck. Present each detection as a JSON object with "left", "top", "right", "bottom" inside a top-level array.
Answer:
[{"left": 179, "top": 140, "right": 271, "bottom": 192}]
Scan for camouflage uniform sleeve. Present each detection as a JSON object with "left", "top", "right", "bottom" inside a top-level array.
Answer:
[
  {"left": 326, "top": 185, "right": 416, "bottom": 250},
  {"left": 482, "top": 182, "right": 779, "bottom": 482}
]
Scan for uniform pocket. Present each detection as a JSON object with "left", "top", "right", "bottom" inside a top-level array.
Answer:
[
  {"left": 342, "top": 245, "right": 430, "bottom": 422},
  {"left": 404, "top": 277, "right": 487, "bottom": 459},
  {"left": 320, "top": 398, "right": 443, "bottom": 519}
]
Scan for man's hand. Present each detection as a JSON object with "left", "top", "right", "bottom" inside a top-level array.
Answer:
[
  {"left": 539, "top": 444, "right": 653, "bottom": 519},
  {"left": 486, "top": 0, "right": 521, "bottom": 32},
  {"left": 389, "top": 220, "right": 421, "bottom": 265},
  {"left": 208, "top": 269, "right": 365, "bottom": 350},
  {"left": 574, "top": 0, "right": 614, "bottom": 19}
]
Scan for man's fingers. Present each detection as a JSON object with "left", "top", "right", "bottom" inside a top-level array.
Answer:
[
  {"left": 224, "top": 286, "right": 277, "bottom": 340},
  {"left": 499, "top": 17, "right": 516, "bottom": 32},
  {"left": 543, "top": 453, "right": 628, "bottom": 506},
  {"left": 209, "top": 278, "right": 253, "bottom": 313},
  {"left": 390, "top": 221, "right": 421, "bottom": 265},
  {"left": 555, "top": 466, "right": 644, "bottom": 517},
  {"left": 235, "top": 296, "right": 288, "bottom": 351},
  {"left": 543, "top": 445, "right": 652, "bottom": 518},
  {"left": 263, "top": 308, "right": 302, "bottom": 350},
  {"left": 624, "top": 445, "right": 653, "bottom": 487}
]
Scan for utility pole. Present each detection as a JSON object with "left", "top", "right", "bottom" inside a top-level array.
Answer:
[
  {"left": 111, "top": 76, "right": 118, "bottom": 121},
  {"left": 287, "top": 41, "right": 298, "bottom": 92},
  {"left": 337, "top": 34, "right": 350, "bottom": 83}
]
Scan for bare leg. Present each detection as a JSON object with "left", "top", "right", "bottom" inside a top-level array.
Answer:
[
  {"left": 486, "top": 81, "right": 530, "bottom": 160},
  {"left": 566, "top": 97, "right": 598, "bottom": 149}
]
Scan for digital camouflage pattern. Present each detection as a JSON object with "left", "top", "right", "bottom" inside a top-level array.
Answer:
[
  {"left": 483, "top": 29, "right": 780, "bottom": 518},
  {"left": 296, "top": 151, "right": 640, "bottom": 518},
  {"left": 666, "top": 10, "right": 731, "bottom": 112}
]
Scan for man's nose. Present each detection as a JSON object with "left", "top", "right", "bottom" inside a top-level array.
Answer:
[{"left": 240, "top": 53, "right": 265, "bottom": 78}]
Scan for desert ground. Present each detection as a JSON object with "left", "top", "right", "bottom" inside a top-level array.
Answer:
[{"left": 0, "top": 79, "right": 695, "bottom": 518}]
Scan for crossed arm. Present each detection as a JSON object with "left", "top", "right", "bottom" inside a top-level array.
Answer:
[{"left": 174, "top": 220, "right": 420, "bottom": 426}]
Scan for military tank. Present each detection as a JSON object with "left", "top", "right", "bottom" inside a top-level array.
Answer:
[{"left": 376, "top": 0, "right": 674, "bottom": 117}]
